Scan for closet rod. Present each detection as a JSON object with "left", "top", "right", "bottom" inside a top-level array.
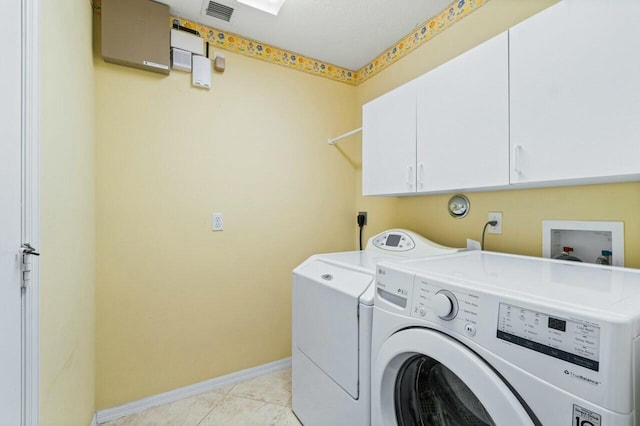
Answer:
[{"left": 328, "top": 127, "right": 362, "bottom": 145}]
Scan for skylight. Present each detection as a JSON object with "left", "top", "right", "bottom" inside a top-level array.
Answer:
[{"left": 237, "top": 0, "right": 286, "bottom": 16}]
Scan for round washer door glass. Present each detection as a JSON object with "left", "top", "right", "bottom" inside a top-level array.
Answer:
[
  {"left": 371, "top": 329, "right": 536, "bottom": 426},
  {"left": 395, "top": 354, "right": 494, "bottom": 426}
]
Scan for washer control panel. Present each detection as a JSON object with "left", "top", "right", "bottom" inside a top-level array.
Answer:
[
  {"left": 376, "top": 266, "right": 413, "bottom": 309},
  {"left": 410, "top": 277, "right": 481, "bottom": 337},
  {"left": 497, "top": 303, "right": 601, "bottom": 371},
  {"left": 372, "top": 231, "right": 415, "bottom": 252}
]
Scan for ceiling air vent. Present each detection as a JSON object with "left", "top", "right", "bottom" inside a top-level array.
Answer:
[{"left": 204, "top": 1, "right": 234, "bottom": 22}]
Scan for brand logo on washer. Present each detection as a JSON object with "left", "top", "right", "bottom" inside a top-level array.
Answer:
[
  {"left": 573, "top": 404, "right": 601, "bottom": 426},
  {"left": 564, "top": 369, "right": 601, "bottom": 387},
  {"left": 378, "top": 268, "right": 386, "bottom": 275}
]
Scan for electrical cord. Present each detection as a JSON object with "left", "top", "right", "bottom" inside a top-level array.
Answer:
[
  {"left": 481, "top": 220, "right": 498, "bottom": 251},
  {"left": 357, "top": 213, "right": 366, "bottom": 250}
]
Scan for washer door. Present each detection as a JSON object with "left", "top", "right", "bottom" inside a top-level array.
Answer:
[{"left": 372, "top": 329, "right": 536, "bottom": 426}]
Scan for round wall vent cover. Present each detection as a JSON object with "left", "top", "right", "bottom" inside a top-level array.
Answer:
[{"left": 448, "top": 194, "right": 470, "bottom": 219}]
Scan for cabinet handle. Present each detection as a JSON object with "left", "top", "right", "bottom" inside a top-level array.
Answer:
[
  {"left": 418, "top": 163, "right": 424, "bottom": 189},
  {"left": 513, "top": 144, "right": 522, "bottom": 174},
  {"left": 407, "top": 165, "right": 414, "bottom": 189}
]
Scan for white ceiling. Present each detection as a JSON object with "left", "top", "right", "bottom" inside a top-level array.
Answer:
[{"left": 162, "top": 0, "right": 454, "bottom": 70}]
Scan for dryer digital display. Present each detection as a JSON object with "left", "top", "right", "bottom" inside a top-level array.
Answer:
[
  {"left": 497, "top": 303, "right": 600, "bottom": 371},
  {"left": 385, "top": 234, "right": 401, "bottom": 247}
]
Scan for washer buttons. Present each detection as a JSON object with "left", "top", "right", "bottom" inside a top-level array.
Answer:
[
  {"left": 465, "top": 324, "right": 476, "bottom": 336},
  {"left": 418, "top": 307, "right": 427, "bottom": 317}
]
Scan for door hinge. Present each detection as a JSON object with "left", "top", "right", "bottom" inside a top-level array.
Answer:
[{"left": 20, "top": 243, "right": 39, "bottom": 288}]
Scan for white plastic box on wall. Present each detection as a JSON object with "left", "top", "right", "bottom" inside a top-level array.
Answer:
[
  {"left": 542, "top": 220, "right": 624, "bottom": 266},
  {"left": 192, "top": 55, "right": 211, "bottom": 89},
  {"left": 170, "top": 29, "right": 204, "bottom": 55},
  {"left": 171, "top": 48, "right": 192, "bottom": 72}
]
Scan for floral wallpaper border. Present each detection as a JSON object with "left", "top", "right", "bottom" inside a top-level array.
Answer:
[
  {"left": 92, "top": 0, "right": 489, "bottom": 86},
  {"left": 354, "top": 0, "right": 489, "bottom": 85},
  {"left": 171, "top": 16, "right": 357, "bottom": 84}
]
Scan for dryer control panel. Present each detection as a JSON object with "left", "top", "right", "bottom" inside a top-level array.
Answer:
[
  {"left": 367, "top": 229, "right": 461, "bottom": 257},
  {"left": 372, "top": 231, "right": 415, "bottom": 251}
]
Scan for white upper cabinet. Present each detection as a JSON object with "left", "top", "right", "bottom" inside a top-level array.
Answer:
[
  {"left": 362, "top": 80, "right": 417, "bottom": 196},
  {"left": 362, "top": 0, "right": 640, "bottom": 197},
  {"left": 416, "top": 32, "right": 509, "bottom": 192},
  {"left": 509, "top": 0, "right": 640, "bottom": 185},
  {"left": 362, "top": 32, "right": 509, "bottom": 197}
]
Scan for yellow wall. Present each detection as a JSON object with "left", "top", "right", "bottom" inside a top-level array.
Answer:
[
  {"left": 93, "top": 19, "right": 359, "bottom": 408},
  {"left": 93, "top": 0, "right": 639, "bottom": 412},
  {"left": 40, "top": 0, "right": 96, "bottom": 424},
  {"left": 356, "top": 0, "right": 640, "bottom": 268}
]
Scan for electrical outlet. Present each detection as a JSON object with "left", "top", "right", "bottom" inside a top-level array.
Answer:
[
  {"left": 358, "top": 211, "right": 368, "bottom": 226},
  {"left": 488, "top": 212, "right": 502, "bottom": 234},
  {"left": 212, "top": 213, "right": 223, "bottom": 231}
]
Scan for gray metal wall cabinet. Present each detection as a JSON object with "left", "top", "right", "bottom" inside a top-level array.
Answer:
[{"left": 102, "top": 0, "right": 170, "bottom": 75}]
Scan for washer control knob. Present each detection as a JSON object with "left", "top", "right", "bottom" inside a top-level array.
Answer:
[
  {"left": 418, "top": 307, "right": 427, "bottom": 317},
  {"left": 432, "top": 290, "right": 458, "bottom": 320}
]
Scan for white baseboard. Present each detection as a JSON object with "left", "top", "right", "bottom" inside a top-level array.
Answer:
[
  {"left": 94, "top": 357, "right": 291, "bottom": 424},
  {"left": 90, "top": 412, "right": 97, "bottom": 426}
]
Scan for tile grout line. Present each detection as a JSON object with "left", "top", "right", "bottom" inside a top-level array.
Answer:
[
  {"left": 196, "top": 386, "right": 293, "bottom": 425},
  {"left": 196, "top": 394, "right": 292, "bottom": 425},
  {"left": 226, "top": 393, "right": 292, "bottom": 408},
  {"left": 195, "top": 384, "right": 238, "bottom": 426}
]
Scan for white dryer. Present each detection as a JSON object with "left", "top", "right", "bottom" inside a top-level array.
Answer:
[
  {"left": 371, "top": 250, "right": 640, "bottom": 426},
  {"left": 292, "top": 229, "right": 460, "bottom": 426}
]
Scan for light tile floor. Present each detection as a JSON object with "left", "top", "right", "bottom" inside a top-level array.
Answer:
[{"left": 101, "top": 368, "right": 302, "bottom": 426}]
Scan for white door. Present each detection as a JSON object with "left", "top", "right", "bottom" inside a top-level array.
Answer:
[
  {"left": 1, "top": 0, "right": 25, "bottom": 424},
  {"left": 362, "top": 80, "right": 417, "bottom": 196},
  {"left": 372, "top": 329, "right": 536, "bottom": 426},
  {"left": 509, "top": 0, "right": 640, "bottom": 184},
  {"left": 416, "top": 32, "right": 509, "bottom": 193}
]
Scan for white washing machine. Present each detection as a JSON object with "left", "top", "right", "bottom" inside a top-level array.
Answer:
[
  {"left": 371, "top": 250, "right": 640, "bottom": 426},
  {"left": 292, "top": 229, "right": 460, "bottom": 426}
]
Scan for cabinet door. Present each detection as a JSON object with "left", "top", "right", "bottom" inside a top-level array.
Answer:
[
  {"left": 510, "top": 0, "right": 640, "bottom": 184},
  {"left": 362, "top": 81, "right": 417, "bottom": 196},
  {"left": 416, "top": 32, "right": 509, "bottom": 193}
]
